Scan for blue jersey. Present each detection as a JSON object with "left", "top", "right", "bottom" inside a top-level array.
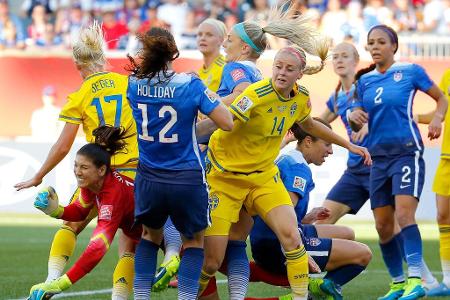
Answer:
[
  {"left": 127, "top": 72, "right": 220, "bottom": 172},
  {"left": 354, "top": 62, "right": 433, "bottom": 157},
  {"left": 216, "top": 61, "right": 263, "bottom": 97},
  {"left": 326, "top": 84, "right": 368, "bottom": 170},
  {"left": 251, "top": 149, "right": 314, "bottom": 240}
]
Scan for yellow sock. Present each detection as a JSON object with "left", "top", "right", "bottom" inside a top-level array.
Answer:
[
  {"left": 439, "top": 225, "right": 450, "bottom": 286},
  {"left": 112, "top": 253, "right": 135, "bottom": 300},
  {"left": 285, "top": 245, "right": 308, "bottom": 300},
  {"left": 46, "top": 225, "right": 77, "bottom": 282},
  {"left": 198, "top": 269, "right": 214, "bottom": 296}
]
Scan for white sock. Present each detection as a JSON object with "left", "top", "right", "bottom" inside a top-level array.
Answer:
[{"left": 46, "top": 256, "right": 67, "bottom": 282}]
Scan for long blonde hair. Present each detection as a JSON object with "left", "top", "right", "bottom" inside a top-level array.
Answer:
[
  {"left": 238, "top": 3, "right": 330, "bottom": 74},
  {"left": 72, "top": 21, "right": 106, "bottom": 73}
]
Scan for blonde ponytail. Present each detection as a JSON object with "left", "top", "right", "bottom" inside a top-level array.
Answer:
[{"left": 72, "top": 21, "right": 106, "bottom": 72}]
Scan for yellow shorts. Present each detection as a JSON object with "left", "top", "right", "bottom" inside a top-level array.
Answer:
[
  {"left": 433, "top": 158, "right": 450, "bottom": 196},
  {"left": 205, "top": 164, "right": 292, "bottom": 236}
]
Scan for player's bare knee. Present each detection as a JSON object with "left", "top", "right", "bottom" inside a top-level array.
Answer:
[
  {"left": 395, "top": 213, "right": 415, "bottom": 229},
  {"left": 357, "top": 243, "right": 372, "bottom": 266},
  {"left": 375, "top": 221, "right": 394, "bottom": 242},
  {"left": 62, "top": 221, "right": 84, "bottom": 235},
  {"left": 202, "top": 256, "right": 221, "bottom": 275}
]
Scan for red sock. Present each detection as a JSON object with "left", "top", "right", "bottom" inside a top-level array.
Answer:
[{"left": 249, "top": 261, "right": 289, "bottom": 287}]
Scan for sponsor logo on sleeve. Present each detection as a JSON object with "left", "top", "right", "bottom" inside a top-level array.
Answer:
[
  {"left": 231, "top": 69, "right": 246, "bottom": 82},
  {"left": 293, "top": 176, "right": 306, "bottom": 192},
  {"left": 99, "top": 205, "right": 113, "bottom": 221},
  {"left": 236, "top": 96, "right": 253, "bottom": 113}
]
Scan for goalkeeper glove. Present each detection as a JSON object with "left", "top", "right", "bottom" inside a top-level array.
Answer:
[
  {"left": 34, "top": 186, "right": 63, "bottom": 218},
  {"left": 28, "top": 274, "right": 72, "bottom": 300}
]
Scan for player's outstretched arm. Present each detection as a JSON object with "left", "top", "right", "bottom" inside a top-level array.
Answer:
[
  {"left": 15, "top": 123, "right": 79, "bottom": 191},
  {"left": 299, "top": 116, "right": 372, "bottom": 165}
]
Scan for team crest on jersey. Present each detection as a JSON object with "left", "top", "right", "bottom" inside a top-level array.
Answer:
[
  {"left": 293, "top": 176, "right": 306, "bottom": 191},
  {"left": 208, "top": 194, "right": 219, "bottom": 211},
  {"left": 290, "top": 103, "right": 298, "bottom": 116},
  {"left": 236, "top": 96, "right": 253, "bottom": 113},
  {"left": 231, "top": 69, "right": 245, "bottom": 82},
  {"left": 204, "top": 89, "right": 219, "bottom": 103},
  {"left": 278, "top": 105, "right": 287, "bottom": 112},
  {"left": 99, "top": 205, "right": 113, "bottom": 221},
  {"left": 393, "top": 71, "right": 403, "bottom": 82},
  {"left": 308, "top": 237, "right": 321, "bottom": 247}
]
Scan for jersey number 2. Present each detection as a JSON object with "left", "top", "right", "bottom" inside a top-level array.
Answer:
[
  {"left": 138, "top": 104, "right": 178, "bottom": 143},
  {"left": 374, "top": 87, "right": 383, "bottom": 104}
]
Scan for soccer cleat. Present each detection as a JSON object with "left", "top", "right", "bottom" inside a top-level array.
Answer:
[
  {"left": 426, "top": 282, "right": 450, "bottom": 297},
  {"left": 378, "top": 281, "right": 406, "bottom": 300},
  {"left": 398, "top": 278, "right": 425, "bottom": 300},
  {"left": 152, "top": 255, "right": 180, "bottom": 292},
  {"left": 278, "top": 294, "right": 294, "bottom": 300},
  {"left": 309, "top": 278, "right": 342, "bottom": 300}
]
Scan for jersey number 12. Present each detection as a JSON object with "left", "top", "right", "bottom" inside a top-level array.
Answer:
[{"left": 138, "top": 104, "right": 178, "bottom": 143}]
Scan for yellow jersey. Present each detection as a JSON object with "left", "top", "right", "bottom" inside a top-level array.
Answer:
[
  {"left": 440, "top": 69, "right": 450, "bottom": 158},
  {"left": 59, "top": 71, "right": 138, "bottom": 168},
  {"left": 208, "top": 78, "right": 311, "bottom": 173},
  {"left": 198, "top": 54, "right": 226, "bottom": 92}
]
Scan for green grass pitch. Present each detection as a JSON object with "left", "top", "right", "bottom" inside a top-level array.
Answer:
[{"left": 1, "top": 216, "right": 450, "bottom": 299}]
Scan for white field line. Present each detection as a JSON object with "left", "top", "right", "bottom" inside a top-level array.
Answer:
[{"left": 8, "top": 269, "right": 444, "bottom": 300}]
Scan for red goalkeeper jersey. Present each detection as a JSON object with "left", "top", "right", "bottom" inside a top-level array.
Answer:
[{"left": 61, "top": 171, "right": 141, "bottom": 283}]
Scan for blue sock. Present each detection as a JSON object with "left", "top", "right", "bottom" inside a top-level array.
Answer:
[
  {"left": 163, "top": 217, "right": 182, "bottom": 260},
  {"left": 178, "top": 247, "right": 204, "bottom": 300},
  {"left": 134, "top": 239, "right": 158, "bottom": 300},
  {"left": 394, "top": 233, "right": 406, "bottom": 262},
  {"left": 380, "top": 237, "right": 405, "bottom": 282},
  {"left": 401, "top": 224, "right": 423, "bottom": 278},
  {"left": 325, "top": 264, "right": 366, "bottom": 286},
  {"left": 226, "top": 240, "right": 249, "bottom": 299}
]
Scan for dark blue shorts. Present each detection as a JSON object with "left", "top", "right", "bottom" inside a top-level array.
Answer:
[
  {"left": 250, "top": 226, "right": 331, "bottom": 275},
  {"left": 326, "top": 169, "right": 370, "bottom": 214},
  {"left": 134, "top": 172, "right": 210, "bottom": 239},
  {"left": 370, "top": 151, "right": 425, "bottom": 209}
]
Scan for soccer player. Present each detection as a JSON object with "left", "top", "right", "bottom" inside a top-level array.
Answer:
[
  {"left": 126, "top": 27, "right": 233, "bottom": 300},
  {"left": 15, "top": 22, "right": 138, "bottom": 299},
  {"left": 318, "top": 41, "right": 439, "bottom": 291},
  {"left": 349, "top": 25, "right": 448, "bottom": 300},
  {"left": 197, "top": 14, "right": 371, "bottom": 300},
  {"left": 27, "top": 126, "right": 141, "bottom": 300},
  {"left": 198, "top": 18, "right": 227, "bottom": 92},
  {"left": 316, "top": 42, "right": 371, "bottom": 223},
  {"left": 248, "top": 120, "right": 372, "bottom": 300},
  {"left": 426, "top": 68, "right": 450, "bottom": 297}
]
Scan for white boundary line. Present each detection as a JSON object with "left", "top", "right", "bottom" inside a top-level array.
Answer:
[{"left": 8, "top": 269, "right": 444, "bottom": 300}]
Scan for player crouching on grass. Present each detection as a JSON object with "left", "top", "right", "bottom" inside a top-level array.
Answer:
[{"left": 28, "top": 126, "right": 141, "bottom": 300}]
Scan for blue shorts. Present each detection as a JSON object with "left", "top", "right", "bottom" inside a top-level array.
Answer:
[
  {"left": 250, "top": 226, "right": 331, "bottom": 275},
  {"left": 326, "top": 169, "right": 370, "bottom": 214},
  {"left": 370, "top": 151, "right": 425, "bottom": 209},
  {"left": 134, "top": 172, "right": 209, "bottom": 239},
  {"left": 300, "top": 224, "right": 318, "bottom": 238}
]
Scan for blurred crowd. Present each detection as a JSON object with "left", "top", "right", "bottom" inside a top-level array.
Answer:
[{"left": 0, "top": 0, "right": 449, "bottom": 52}]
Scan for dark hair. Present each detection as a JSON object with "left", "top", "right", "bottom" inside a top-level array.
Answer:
[
  {"left": 291, "top": 117, "right": 331, "bottom": 143},
  {"left": 368, "top": 24, "right": 398, "bottom": 54},
  {"left": 77, "top": 125, "right": 130, "bottom": 171},
  {"left": 126, "top": 27, "right": 179, "bottom": 83}
]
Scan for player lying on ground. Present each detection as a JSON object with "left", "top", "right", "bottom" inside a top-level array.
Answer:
[{"left": 28, "top": 126, "right": 141, "bottom": 300}]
